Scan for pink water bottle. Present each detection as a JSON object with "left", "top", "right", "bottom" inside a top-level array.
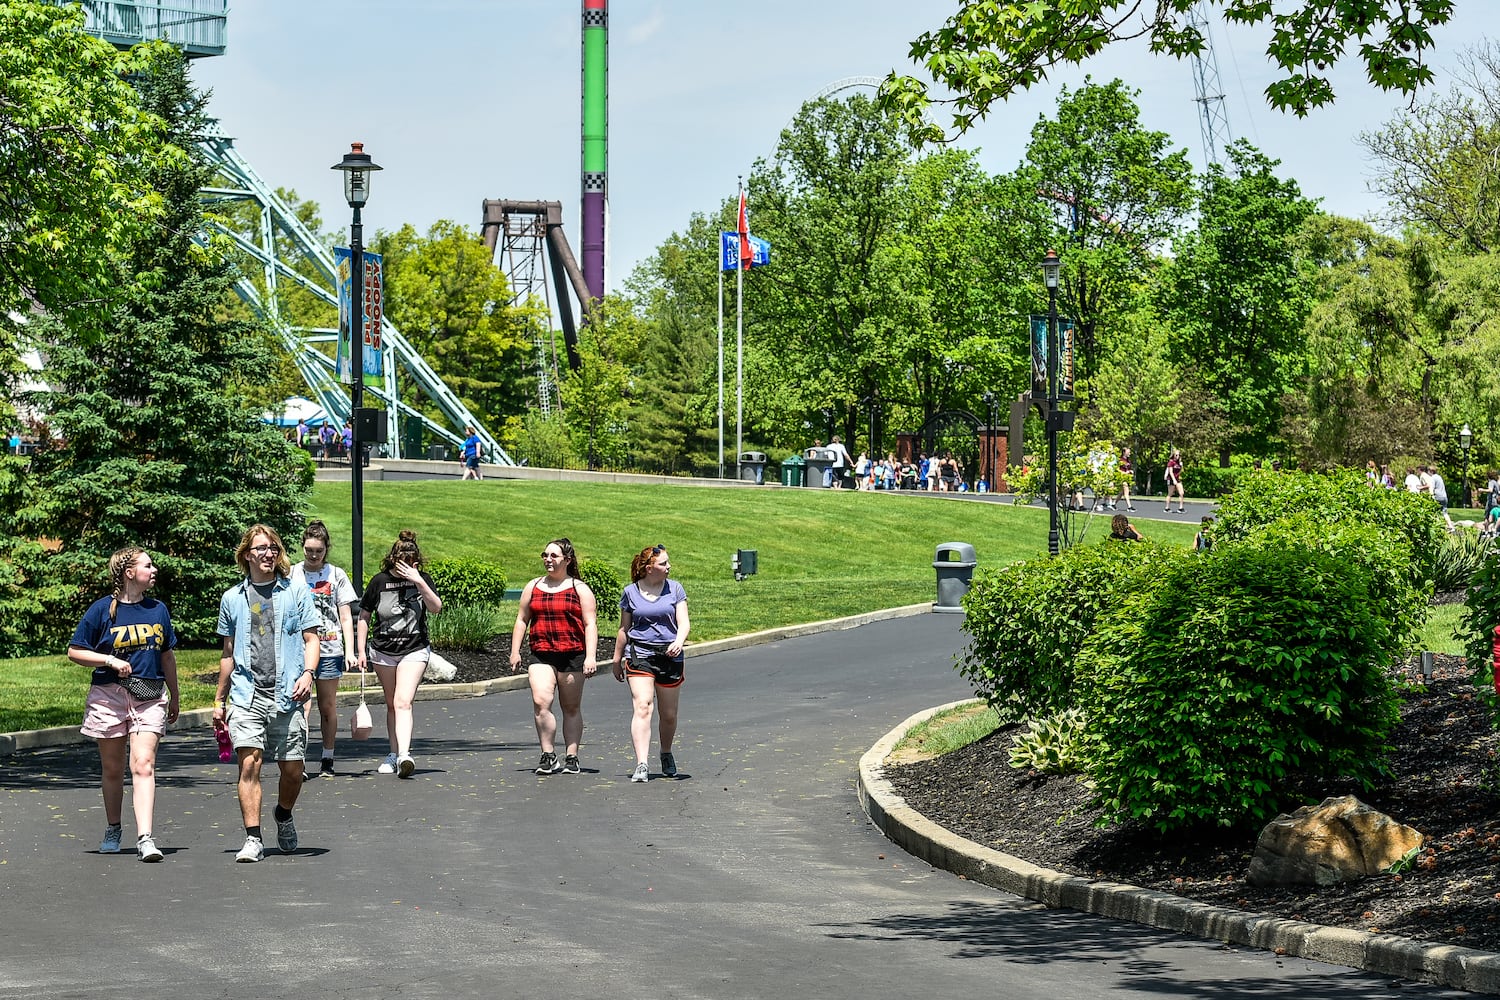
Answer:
[{"left": 213, "top": 720, "right": 233, "bottom": 762}]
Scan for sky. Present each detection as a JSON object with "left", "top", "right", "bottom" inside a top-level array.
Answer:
[{"left": 192, "top": 2, "right": 1500, "bottom": 295}]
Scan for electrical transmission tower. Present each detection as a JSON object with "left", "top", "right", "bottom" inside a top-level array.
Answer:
[{"left": 1187, "top": 1, "right": 1234, "bottom": 169}]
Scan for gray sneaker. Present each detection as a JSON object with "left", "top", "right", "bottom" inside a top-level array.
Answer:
[
  {"left": 630, "top": 762, "right": 649, "bottom": 783},
  {"left": 136, "top": 833, "right": 164, "bottom": 862},
  {"left": 235, "top": 835, "right": 264, "bottom": 863},
  {"left": 660, "top": 751, "right": 677, "bottom": 778},
  {"left": 378, "top": 753, "right": 398, "bottom": 774},
  {"left": 100, "top": 824, "right": 123, "bottom": 854},
  {"left": 535, "top": 752, "right": 560, "bottom": 775},
  {"left": 562, "top": 754, "right": 581, "bottom": 774},
  {"left": 276, "top": 814, "right": 298, "bottom": 853}
]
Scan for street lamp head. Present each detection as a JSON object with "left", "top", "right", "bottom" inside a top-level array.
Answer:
[
  {"left": 1039, "top": 248, "right": 1060, "bottom": 289},
  {"left": 1461, "top": 423, "right": 1472, "bottom": 450},
  {"left": 331, "top": 142, "right": 382, "bottom": 209}
]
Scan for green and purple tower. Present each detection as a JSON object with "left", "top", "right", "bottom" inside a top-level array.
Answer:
[{"left": 581, "top": 0, "right": 607, "bottom": 304}]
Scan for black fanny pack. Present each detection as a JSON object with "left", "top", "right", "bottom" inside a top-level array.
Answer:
[{"left": 119, "top": 675, "right": 165, "bottom": 701}]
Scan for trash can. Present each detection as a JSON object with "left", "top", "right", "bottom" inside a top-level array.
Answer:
[
  {"left": 779, "top": 454, "right": 806, "bottom": 487},
  {"left": 804, "top": 447, "right": 836, "bottom": 488},
  {"left": 428, "top": 443, "right": 448, "bottom": 461},
  {"left": 739, "top": 451, "right": 767, "bottom": 484},
  {"left": 933, "top": 541, "right": 977, "bottom": 613}
]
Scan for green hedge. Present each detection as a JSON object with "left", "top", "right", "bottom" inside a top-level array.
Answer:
[
  {"left": 1077, "top": 538, "right": 1401, "bottom": 831},
  {"left": 579, "top": 558, "right": 623, "bottom": 621},
  {"left": 1460, "top": 552, "right": 1500, "bottom": 721},
  {"left": 1180, "top": 464, "right": 1249, "bottom": 498},
  {"left": 424, "top": 557, "right": 508, "bottom": 607}
]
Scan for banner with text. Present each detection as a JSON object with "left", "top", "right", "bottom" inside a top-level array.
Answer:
[
  {"left": 1029, "top": 315, "right": 1075, "bottom": 400},
  {"left": 335, "top": 246, "right": 385, "bottom": 389},
  {"left": 719, "top": 232, "right": 771, "bottom": 271}
]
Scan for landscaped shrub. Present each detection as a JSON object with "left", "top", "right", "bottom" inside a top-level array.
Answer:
[
  {"left": 1180, "top": 464, "right": 1248, "bottom": 499},
  {"left": 958, "top": 541, "right": 1180, "bottom": 716},
  {"left": 1434, "top": 530, "right": 1488, "bottom": 593},
  {"left": 424, "top": 557, "right": 508, "bottom": 607},
  {"left": 579, "top": 558, "right": 623, "bottom": 621},
  {"left": 1076, "top": 538, "right": 1401, "bottom": 832},
  {"left": 429, "top": 602, "right": 505, "bottom": 652},
  {"left": 1458, "top": 552, "right": 1500, "bottom": 721},
  {"left": 1213, "top": 468, "right": 1443, "bottom": 592}
]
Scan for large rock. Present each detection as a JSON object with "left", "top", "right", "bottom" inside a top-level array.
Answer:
[
  {"left": 1248, "top": 795, "right": 1423, "bottom": 887},
  {"left": 424, "top": 651, "right": 457, "bottom": 683}
]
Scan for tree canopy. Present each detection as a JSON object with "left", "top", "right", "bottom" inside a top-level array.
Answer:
[{"left": 881, "top": 0, "right": 1457, "bottom": 142}]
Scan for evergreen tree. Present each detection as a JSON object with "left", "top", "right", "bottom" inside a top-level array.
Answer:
[{"left": 5, "top": 53, "right": 310, "bottom": 652}]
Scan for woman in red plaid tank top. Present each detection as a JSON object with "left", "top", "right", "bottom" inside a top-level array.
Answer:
[{"left": 510, "top": 538, "right": 599, "bottom": 775}]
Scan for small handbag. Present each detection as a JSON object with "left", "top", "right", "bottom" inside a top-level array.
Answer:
[
  {"left": 349, "top": 668, "right": 373, "bottom": 740},
  {"left": 121, "top": 674, "right": 166, "bottom": 701}
]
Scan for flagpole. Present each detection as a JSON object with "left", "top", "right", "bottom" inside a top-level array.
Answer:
[
  {"left": 717, "top": 246, "right": 724, "bottom": 480},
  {"left": 736, "top": 178, "right": 744, "bottom": 481}
]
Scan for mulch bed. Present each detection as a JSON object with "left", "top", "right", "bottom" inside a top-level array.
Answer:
[{"left": 885, "top": 653, "right": 1500, "bottom": 952}]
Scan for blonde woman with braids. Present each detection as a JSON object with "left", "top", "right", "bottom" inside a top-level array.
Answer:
[
  {"left": 611, "top": 544, "right": 690, "bottom": 782},
  {"left": 68, "top": 547, "right": 180, "bottom": 861},
  {"left": 358, "top": 529, "right": 442, "bottom": 778}
]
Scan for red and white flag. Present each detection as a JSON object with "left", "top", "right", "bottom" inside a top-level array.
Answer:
[{"left": 737, "top": 188, "right": 752, "bottom": 269}]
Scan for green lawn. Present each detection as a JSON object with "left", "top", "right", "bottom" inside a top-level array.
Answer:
[{"left": 0, "top": 481, "right": 1196, "bottom": 734}]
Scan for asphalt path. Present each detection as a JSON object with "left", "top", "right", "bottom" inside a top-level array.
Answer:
[{"left": 0, "top": 615, "right": 1467, "bottom": 998}]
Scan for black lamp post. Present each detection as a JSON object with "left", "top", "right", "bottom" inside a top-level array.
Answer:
[
  {"left": 1461, "top": 423, "right": 1473, "bottom": 508},
  {"left": 332, "top": 142, "right": 382, "bottom": 589},
  {"left": 1040, "top": 249, "right": 1061, "bottom": 555}
]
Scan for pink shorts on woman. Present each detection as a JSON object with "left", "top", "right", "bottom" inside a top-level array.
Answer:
[{"left": 80, "top": 683, "right": 168, "bottom": 739}]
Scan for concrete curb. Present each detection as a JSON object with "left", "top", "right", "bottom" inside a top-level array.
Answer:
[
  {"left": 857, "top": 700, "right": 1500, "bottom": 996},
  {"left": 0, "top": 603, "right": 934, "bottom": 758}
]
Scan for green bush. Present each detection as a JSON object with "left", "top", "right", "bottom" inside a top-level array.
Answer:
[
  {"left": 1434, "top": 530, "right": 1488, "bottom": 593},
  {"left": 428, "top": 602, "right": 504, "bottom": 652},
  {"left": 1180, "top": 464, "right": 1248, "bottom": 498},
  {"left": 1459, "top": 551, "right": 1500, "bottom": 721},
  {"left": 424, "top": 558, "right": 508, "bottom": 607},
  {"left": 1076, "top": 538, "right": 1401, "bottom": 832},
  {"left": 958, "top": 541, "right": 1180, "bottom": 716},
  {"left": 579, "top": 558, "right": 623, "bottom": 621},
  {"left": 1213, "top": 468, "right": 1443, "bottom": 592}
]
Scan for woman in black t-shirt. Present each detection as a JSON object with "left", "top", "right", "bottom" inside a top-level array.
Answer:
[{"left": 357, "top": 530, "right": 442, "bottom": 778}]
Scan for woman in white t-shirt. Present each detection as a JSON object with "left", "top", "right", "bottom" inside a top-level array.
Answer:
[{"left": 290, "top": 519, "right": 359, "bottom": 775}]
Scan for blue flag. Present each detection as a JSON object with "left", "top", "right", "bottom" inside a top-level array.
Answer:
[{"left": 720, "top": 232, "right": 770, "bottom": 271}]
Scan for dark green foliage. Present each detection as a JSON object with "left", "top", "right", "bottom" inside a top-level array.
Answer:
[
  {"left": 957, "top": 541, "right": 1179, "bottom": 716},
  {"left": 1213, "top": 469, "right": 1443, "bottom": 592},
  {"left": 1459, "top": 553, "right": 1500, "bottom": 722},
  {"left": 428, "top": 603, "right": 504, "bottom": 653},
  {"left": 1078, "top": 539, "right": 1401, "bottom": 832},
  {"left": 1180, "top": 464, "right": 1248, "bottom": 499},
  {"left": 1434, "top": 531, "right": 1488, "bottom": 593},
  {"left": 579, "top": 558, "right": 623, "bottom": 622},
  {"left": 424, "top": 558, "right": 508, "bottom": 608},
  {"left": 3, "top": 54, "right": 308, "bottom": 650}
]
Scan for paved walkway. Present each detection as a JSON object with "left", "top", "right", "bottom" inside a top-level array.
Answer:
[{"left": 0, "top": 615, "right": 1473, "bottom": 998}]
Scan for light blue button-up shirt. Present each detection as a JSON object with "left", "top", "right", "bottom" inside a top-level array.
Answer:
[{"left": 217, "top": 575, "right": 319, "bottom": 712}]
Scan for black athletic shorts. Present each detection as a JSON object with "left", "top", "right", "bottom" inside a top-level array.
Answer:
[
  {"left": 531, "top": 649, "right": 585, "bottom": 672},
  {"left": 623, "top": 642, "right": 683, "bottom": 688}
]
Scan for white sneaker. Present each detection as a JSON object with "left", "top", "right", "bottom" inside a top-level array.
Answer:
[
  {"left": 235, "top": 835, "right": 264, "bottom": 863},
  {"left": 136, "top": 833, "right": 163, "bottom": 862},
  {"left": 630, "top": 762, "right": 649, "bottom": 783},
  {"left": 378, "top": 753, "right": 398, "bottom": 774},
  {"left": 397, "top": 754, "right": 415, "bottom": 779},
  {"left": 100, "top": 824, "right": 123, "bottom": 854}
]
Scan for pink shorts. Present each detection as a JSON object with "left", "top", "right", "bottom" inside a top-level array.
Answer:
[
  {"left": 80, "top": 683, "right": 168, "bottom": 739},
  {"left": 367, "top": 647, "right": 430, "bottom": 671}
]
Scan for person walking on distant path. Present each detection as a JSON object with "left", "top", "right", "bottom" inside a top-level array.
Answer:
[
  {"left": 827, "top": 435, "right": 853, "bottom": 488},
  {"left": 1115, "top": 446, "right": 1136, "bottom": 511},
  {"left": 213, "top": 524, "right": 320, "bottom": 863},
  {"left": 612, "top": 544, "right": 690, "bottom": 782},
  {"left": 358, "top": 530, "right": 443, "bottom": 779},
  {"left": 510, "top": 538, "right": 599, "bottom": 775},
  {"left": 69, "top": 546, "right": 180, "bottom": 862},
  {"left": 291, "top": 519, "right": 359, "bottom": 776},
  {"left": 461, "top": 425, "right": 482, "bottom": 480},
  {"left": 1164, "top": 448, "right": 1186, "bottom": 513}
]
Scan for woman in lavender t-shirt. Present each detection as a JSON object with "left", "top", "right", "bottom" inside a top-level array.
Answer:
[{"left": 611, "top": 544, "right": 690, "bottom": 783}]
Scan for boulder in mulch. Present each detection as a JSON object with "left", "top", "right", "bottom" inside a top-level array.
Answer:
[{"left": 1247, "top": 794, "right": 1423, "bottom": 887}]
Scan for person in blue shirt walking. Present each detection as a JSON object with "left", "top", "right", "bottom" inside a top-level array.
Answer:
[
  {"left": 212, "top": 524, "right": 320, "bottom": 863},
  {"left": 461, "top": 425, "right": 482, "bottom": 480}
]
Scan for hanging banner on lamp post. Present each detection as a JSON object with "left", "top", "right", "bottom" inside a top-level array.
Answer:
[
  {"left": 1029, "top": 315, "right": 1076, "bottom": 400},
  {"left": 335, "top": 246, "right": 385, "bottom": 389}
]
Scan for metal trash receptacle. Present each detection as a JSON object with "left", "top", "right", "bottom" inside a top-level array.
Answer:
[
  {"left": 739, "top": 451, "right": 767, "bottom": 484},
  {"left": 779, "top": 454, "right": 806, "bottom": 487},
  {"left": 804, "top": 447, "right": 836, "bottom": 488},
  {"left": 933, "top": 541, "right": 977, "bottom": 613},
  {"left": 428, "top": 443, "right": 448, "bottom": 461}
]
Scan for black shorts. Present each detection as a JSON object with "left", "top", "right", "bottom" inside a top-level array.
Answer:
[
  {"left": 531, "top": 648, "right": 585, "bottom": 672},
  {"left": 624, "top": 646, "right": 684, "bottom": 688}
]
